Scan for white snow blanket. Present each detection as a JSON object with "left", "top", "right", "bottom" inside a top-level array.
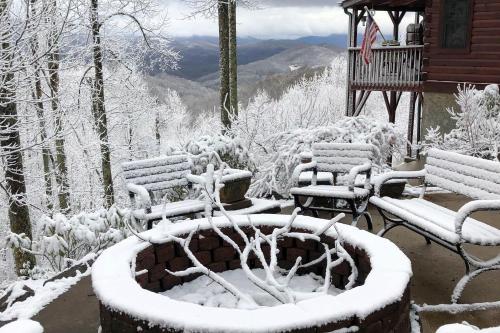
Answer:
[
  {"left": 0, "top": 320, "right": 43, "bottom": 333},
  {"left": 162, "top": 268, "right": 343, "bottom": 308},
  {"left": 436, "top": 323, "right": 500, "bottom": 333},
  {"left": 92, "top": 214, "right": 412, "bottom": 332}
]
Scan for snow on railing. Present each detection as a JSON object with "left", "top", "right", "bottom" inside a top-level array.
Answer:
[{"left": 348, "top": 45, "right": 424, "bottom": 90}]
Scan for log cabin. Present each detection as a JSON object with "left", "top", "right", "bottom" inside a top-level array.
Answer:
[{"left": 341, "top": 0, "right": 500, "bottom": 158}]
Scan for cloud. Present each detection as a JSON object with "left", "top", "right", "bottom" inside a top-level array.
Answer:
[
  {"left": 264, "top": 0, "right": 341, "bottom": 7},
  {"left": 162, "top": 0, "right": 413, "bottom": 39}
]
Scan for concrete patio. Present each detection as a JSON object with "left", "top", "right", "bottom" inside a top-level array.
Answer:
[{"left": 33, "top": 192, "right": 500, "bottom": 332}]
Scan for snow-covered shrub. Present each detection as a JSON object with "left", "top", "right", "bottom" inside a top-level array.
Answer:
[
  {"left": 185, "top": 134, "right": 256, "bottom": 175},
  {"left": 424, "top": 84, "right": 500, "bottom": 160},
  {"left": 247, "top": 116, "right": 404, "bottom": 198},
  {"left": 6, "top": 206, "right": 134, "bottom": 273},
  {"left": 229, "top": 59, "right": 347, "bottom": 153}
]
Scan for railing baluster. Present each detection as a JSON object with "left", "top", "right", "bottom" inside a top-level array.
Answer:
[{"left": 347, "top": 46, "right": 423, "bottom": 92}]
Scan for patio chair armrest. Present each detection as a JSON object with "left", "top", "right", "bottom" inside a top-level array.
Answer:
[
  {"left": 347, "top": 162, "right": 372, "bottom": 191},
  {"left": 292, "top": 161, "right": 318, "bottom": 187},
  {"left": 455, "top": 199, "right": 500, "bottom": 239},
  {"left": 373, "top": 170, "right": 427, "bottom": 196},
  {"left": 126, "top": 183, "right": 151, "bottom": 210}
]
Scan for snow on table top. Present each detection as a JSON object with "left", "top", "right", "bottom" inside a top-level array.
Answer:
[
  {"left": 213, "top": 198, "right": 280, "bottom": 216},
  {"left": 290, "top": 185, "right": 370, "bottom": 199},
  {"left": 436, "top": 323, "right": 500, "bottom": 333},
  {"left": 0, "top": 320, "right": 43, "bottom": 333},
  {"left": 92, "top": 214, "right": 412, "bottom": 332}
]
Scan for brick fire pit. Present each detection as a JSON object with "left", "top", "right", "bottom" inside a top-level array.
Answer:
[{"left": 92, "top": 215, "right": 412, "bottom": 333}]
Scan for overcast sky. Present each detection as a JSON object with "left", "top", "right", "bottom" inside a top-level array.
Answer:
[{"left": 163, "top": 0, "right": 403, "bottom": 39}]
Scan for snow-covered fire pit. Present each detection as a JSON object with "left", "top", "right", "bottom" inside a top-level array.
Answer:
[{"left": 92, "top": 214, "right": 412, "bottom": 333}]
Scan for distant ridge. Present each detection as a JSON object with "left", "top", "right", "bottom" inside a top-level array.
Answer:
[{"left": 164, "top": 34, "right": 347, "bottom": 80}]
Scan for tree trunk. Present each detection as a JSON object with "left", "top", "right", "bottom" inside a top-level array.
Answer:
[
  {"left": 29, "top": 0, "right": 54, "bottom": 211},
  {"left": 0, "top": 0, "right": 36, "bottom": 274},
  {"left": 32, "top": 67, "right": 55, "bottom": 212},
  {"left": 90, "top": 0, "right": 114, "bottom": 208},
  {"left": 218, "top": 0, "right": 231, "bottom": 131},
  {"left": 228, "top": 0, "right": 238, "bottom": 118},
  {"left": 47, "top": 0, "right": 71, "bottom": 213}
]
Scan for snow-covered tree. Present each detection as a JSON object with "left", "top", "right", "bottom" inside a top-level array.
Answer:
[{"left": 424, "top": 84, "right": 500, "bottom": 160}]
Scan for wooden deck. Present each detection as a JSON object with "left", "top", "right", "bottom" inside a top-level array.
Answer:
[{"left": 348, "top": 45, "right": 424, "bottom": 92}]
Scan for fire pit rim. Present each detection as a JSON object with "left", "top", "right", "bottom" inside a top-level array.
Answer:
[{"left": 92, "top": 214, "right": 412, "bottom": 332}]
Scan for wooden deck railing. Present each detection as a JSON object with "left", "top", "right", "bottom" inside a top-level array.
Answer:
[{"left": 348, "top": 45, "right": 424, "bottom": 91}]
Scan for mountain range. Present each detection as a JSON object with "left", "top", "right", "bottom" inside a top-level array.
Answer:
[{"left": 147, "top": 34, "right": 347, "bottom": 115}]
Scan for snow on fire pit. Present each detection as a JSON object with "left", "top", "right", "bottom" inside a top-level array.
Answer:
[{"left": 92, "top": 214, "right": 413, "bottom": 333}]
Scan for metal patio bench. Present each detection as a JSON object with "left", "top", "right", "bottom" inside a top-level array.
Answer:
[
  {"left": 371, "top": 148, "right": 500, "bottom": 303},
  {"left": 290, "top": 143, "right": 375, "bottom": 230},
  {"left": 122, "top": 155, "right": 206, "bottom": 230}
]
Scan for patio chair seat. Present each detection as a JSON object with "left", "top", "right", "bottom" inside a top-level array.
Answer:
[
  {"left": 133, "top": 199, "right": 206, "bottom": 221},
  {"left": 370, "top": 196, "right": 500, "bottom": 245},
  {"left": 291, "top": 185, "right": 370, "bottom": 200}
]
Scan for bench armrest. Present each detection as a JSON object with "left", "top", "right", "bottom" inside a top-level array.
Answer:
[
  {"left": 347, "top": 162, "right": 372, "bottom": 191},
  {"left": 455, "top": 199, "right": 500, "bottom": 239},
  {"left": 186, "top": 174, "right": 207, "bottom": 187},
  {"left": 373, "top": 170, "right": 427, "bottom": 196},
  {"left": 126, "top": 183, "right": 151, "bottom": 210},
  {"left": 292, "top": 161, "right": 318, "bottom": 187}
]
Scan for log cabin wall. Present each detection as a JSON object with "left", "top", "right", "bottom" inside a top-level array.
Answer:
[{"left": 423, "top": 0, "right": 500, "bottom": 93}]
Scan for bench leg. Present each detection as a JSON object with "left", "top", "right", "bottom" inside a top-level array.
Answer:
[
  {"left": 451, "top": 265, "right": 500, "bottom": 303},
  {"left": 363, "top": 211, "right": 373, "bottom": 232}
]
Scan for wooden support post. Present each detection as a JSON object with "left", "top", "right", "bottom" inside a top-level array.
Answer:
[
  {"left": 416, "top": 92, "right": 424, "bottom": 158},
  {"left": 388, "top": 11, "right": 406, "bottom": 41},
  {"left": 407, "top": 92, "right": 418, "bottom": 157},
  {"left": 382, "top": 91, "right": 402, "bottom": 124},
  {"left": 345, "top": 8, "right": 366, "bottom": 117},
  {"left": 354, "top": 91, "right": 372, "bottom": 116}
]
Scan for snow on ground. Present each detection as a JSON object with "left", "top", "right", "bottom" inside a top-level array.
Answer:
[
  {"left": 162, "top": 268, "right": 343, "bottom": 309},
  {"left": 0, "top": 319, "right": 43, "bottom": 333},
  {"left": 0, "top": 268, "right": 90, "bottom": 322}
]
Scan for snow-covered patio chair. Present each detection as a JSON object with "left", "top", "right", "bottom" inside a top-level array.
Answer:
[
  {"left": 122, "top": 155, "right": 206, "bottom": 229},
  {"left": 290, "top": 143, "right": 374, "bottom": 230},
  {"left": 371, "top": 148, "right": 500, "bottom": 303}
]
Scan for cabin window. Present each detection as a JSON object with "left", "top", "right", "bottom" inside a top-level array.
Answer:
[{"left": 441, "top": 0, "right": 472, "bottom": 49}]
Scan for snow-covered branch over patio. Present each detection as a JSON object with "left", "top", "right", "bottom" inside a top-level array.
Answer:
[{"left": 132, "top": 162, "right": 358, "bottom": 308}]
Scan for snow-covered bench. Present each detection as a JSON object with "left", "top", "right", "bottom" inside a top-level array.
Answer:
[
  {"left": 122, "top": 155, "right": 206, "bottom": 229},
  {"left": 290, "top": 143, "right": 374, "bottom": 229},
  {"left": 371, "top": 148, "right": 500, "bottom": 303}
]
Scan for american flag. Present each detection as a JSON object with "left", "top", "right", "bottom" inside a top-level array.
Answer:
[{"left": 360, "top": 16, "right": 380, "bottom": 64}]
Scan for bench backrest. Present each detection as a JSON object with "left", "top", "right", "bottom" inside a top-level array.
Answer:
[
  {"left": 425, "top": 148, "right": 500, "bottom": 200},
  {"left": 122, "top": 155, "right": 192, "bottom": 192},
  {"left": 313, "top": 143, "right": 374, "bottom": 174}
]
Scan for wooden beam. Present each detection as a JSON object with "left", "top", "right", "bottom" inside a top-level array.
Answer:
[
  {"left": 354, "top": 90, "right": 372, "bottom": 116},
  {"left": 407, "top": 92, "right": 417, "bottom": 157}
]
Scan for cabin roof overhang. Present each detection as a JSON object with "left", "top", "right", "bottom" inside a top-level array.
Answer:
[{"left": 340, "top": 0, "right": 425, "bottom": 12}]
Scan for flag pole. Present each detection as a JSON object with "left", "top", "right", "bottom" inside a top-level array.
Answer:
[{"left": 364, "top": 6, "right": 387, "bottom": 42}]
